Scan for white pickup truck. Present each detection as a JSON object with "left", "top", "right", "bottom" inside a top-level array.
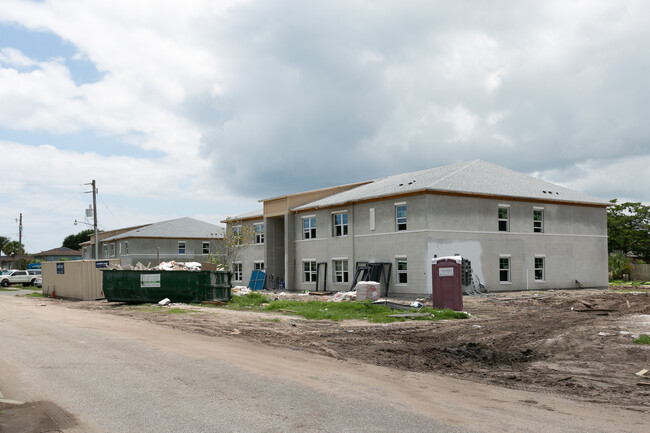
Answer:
[{"left": 0, "top": 269, "right": 40, "bottom": 287}]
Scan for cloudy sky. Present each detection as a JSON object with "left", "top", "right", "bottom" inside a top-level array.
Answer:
[{"left": 1, "top": 0, "right": 649, "bottom": 253}]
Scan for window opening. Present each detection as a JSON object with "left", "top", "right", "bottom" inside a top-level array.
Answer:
[{"left": 396, "top": 205, "right": 407, "bottom": 231}]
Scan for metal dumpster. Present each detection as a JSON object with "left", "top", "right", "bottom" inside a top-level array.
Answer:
[{"left": 102, "top": 270, "right": 231, "bottom": 303}]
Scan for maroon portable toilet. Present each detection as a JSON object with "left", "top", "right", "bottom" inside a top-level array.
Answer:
[{"left": 432, "top": 257, "right": 463, "bottom": 311}]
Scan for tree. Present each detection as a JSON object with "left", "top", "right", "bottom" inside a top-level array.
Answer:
[
  {"left": 62, "top": 229, "right": 95, "bottom": 251},
  {"left": 0, "top": 236, "right": 9, "bottom": 255},
  {"left": 210, "top": 219, "right": 254, "bottom": 270},
  {"left": 607, "top": 200, "right": 650, "bottom": 261},
  {"left": 2, "top": 240, "right": 24, "bottom": 258},
  {"left": 608, "top": 251, "right": 632, "bottom": 280}
]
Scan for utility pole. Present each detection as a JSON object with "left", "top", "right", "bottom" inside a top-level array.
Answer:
[
  {"left": 18, "top": 213, "right": 23, "bottom": 262},
  {"left": 84, "top": 180, "right": 99, "bottom": 259},
  {"left": 92, "top": 180, "right": 98, "bottom": 260}
]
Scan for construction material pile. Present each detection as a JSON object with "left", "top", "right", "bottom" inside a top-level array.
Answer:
[{"left": 105, "top": 261, "right": 205, "bottom": 271}]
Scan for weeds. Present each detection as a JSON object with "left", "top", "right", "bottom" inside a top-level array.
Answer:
[
  {"left": 127, "top": 305, "right": 191, "bottom": 314},
  {"left": 633, "top": 334, "right": 650, "bottom": 345},
  {"left": 228, "top": 294, "right": 468, "bottom": 323}
]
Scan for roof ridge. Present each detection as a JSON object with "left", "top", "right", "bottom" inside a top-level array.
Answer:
[{"left": 427, "top": 160, "right": 479, "bottom": 188}]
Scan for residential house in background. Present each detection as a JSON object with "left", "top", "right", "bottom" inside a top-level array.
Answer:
[
  {"left": 226, "top": 160, "right": 609, "bottom": 296},
  {"left": 33, "top": 247, "right": 82, "bottom": 262},
  {"left": 81, "top": 217, "right": 224, "bottom": 266}
]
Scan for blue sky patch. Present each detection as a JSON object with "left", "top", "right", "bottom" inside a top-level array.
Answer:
[
  {"left": 0, "top": 127, "right": 162, "bottom": 158},
  {"left": 0, "top": 22, "right": 103, "bottom": 85}
]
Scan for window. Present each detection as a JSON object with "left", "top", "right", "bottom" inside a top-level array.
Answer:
[
  {"left": 119, "top": 243, "right": 122, "bottom": 255},
  {"left": 498, "top": 206, "right": 509, "bottom": 232},
  {"left": 333, "top": 259, "right": 348, "bottom": 283},
  {"left": 303, "top": 217, "right": 316, "bottom": 240},
  {"left": 178, "top": 241, "right": 186, "bottom": 254},
  {"left": 110, "top": 243, "right": 115, "bottom": 257},
  {"left": 103, "top": 245, "right": 108, "bottom": 258},
  {"left": 202, "top": 242, "right": 210, "bottom": 254},
  {"left": 395, "top": 204, "right": 407, "bottom": 231},
  {"left": 499, "top": 257, "right": 511, "bottom": 283},
  {"left": 369, "top": 208, "right": 375, "bottom": 231},
  {"left": 303, "top": 260, "right": 317, "bottom": 282},
  {"left": 396, "top": 258, "right": 408, "bottom": 284},
  {"left": 125, "top": 241, "right": 129, "bottom": 255},
  {"left": 534, "top": 209, "right": 544, "bottom": 233},
  {"left": 332, "top": 213, "right": 348, "bottom": 237},
  {"left": 232, "top": 262, "right": 242, "bottom": 281},
  {"left": 233, "top": 226, "right": 242, "bottom": 245},
  {"left": 254, "top": 261, "right": 264, "bottom": 270},
  {"left": 254, "top": 223, "right": 264, "bottom": 244},
  {"left": 535, "top": 257, "right": 545, "bottom": 281},
  {"left": 83, "top": 247, "right": 87, "bottom": 257}
]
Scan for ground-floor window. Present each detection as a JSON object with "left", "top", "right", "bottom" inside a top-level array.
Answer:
[
  {"left": 202, "top": 242, "right": 210, "bottom": 254},
  {"left": 499, "top": 257, "right": 511, "bottom": 283},
  {"left": 534, "top": 257, "right": 545, "bottom": 281},
  {"left": 396, "top": 258, "right": 408, "bottom": 284},
  {"left": 333, "top": 259, "right": 348, "bottom": 283},
  {"left": 303, "top": 260, "right": 317, "bottom": 282},
  {"left": 232, "top": 262, "right": 243, "bottom": 281}
]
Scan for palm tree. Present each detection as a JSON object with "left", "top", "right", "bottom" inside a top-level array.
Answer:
[
  {"left": 2, "top": 241, "right": 24, "bottom": 258},
  {"left": 0, "top": 236, "right": 9, "bottom": 256}
]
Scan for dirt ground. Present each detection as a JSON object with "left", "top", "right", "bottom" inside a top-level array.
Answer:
[{"left": 69, "top": 287, "right": 650, "bottom": 411}]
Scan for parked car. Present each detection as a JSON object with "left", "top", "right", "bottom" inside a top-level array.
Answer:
[
  {"left": 34, "top": 276, "right": 42, "bottom": 288},
  {"left": 0, "top": 270, "right": 38, "bottom": 287}
]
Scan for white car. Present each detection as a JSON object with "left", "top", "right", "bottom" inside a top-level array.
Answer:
[{"left": 0, "top": 270, "right": 39, "bottom": 287}]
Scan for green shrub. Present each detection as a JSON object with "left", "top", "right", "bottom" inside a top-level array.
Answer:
[{"left": 633, "top": 334, "right": 650, "bottom": 345}]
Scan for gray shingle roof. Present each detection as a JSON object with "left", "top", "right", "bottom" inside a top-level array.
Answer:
[
  {"left": 101, "top": 217, "right": 224, "bottom": 241},
  {"left": 223, "top": 209, "right": 263, "bottom": 222},
  {"left": 293, "top": 160, "right": 609, "bottom": 210}
]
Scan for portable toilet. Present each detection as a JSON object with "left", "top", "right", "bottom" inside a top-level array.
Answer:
[{"left": 432, "top": 256, "right": 463, "bottom": 311}]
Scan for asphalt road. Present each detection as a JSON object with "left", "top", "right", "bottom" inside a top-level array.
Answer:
[{"left": 0, "top": 294, "right": 646, "bottom": 433}]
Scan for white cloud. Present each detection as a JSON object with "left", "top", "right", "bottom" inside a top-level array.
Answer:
[{"left": 1, "top": 0, "right": 650, "bottom": 251}]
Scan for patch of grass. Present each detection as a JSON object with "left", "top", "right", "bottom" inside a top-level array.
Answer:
[
  {"left": 633, "top": 334, "right": 650, "bottom": 345},
  {"left": 609, "top": 280, "right": 650, "bottom": 287},
  {"left": 263, "top": 299, "right": 468, "bottom": 323},
  {"left": 227, "top": 292, "right": 269, "bottom": 309},
  {"left": 0, "top": 287, "right": 18, "bottom": 291},
  {"left": 25, "top": 292, "right": 46, "bottom": 298},
  {"left": 126, "top": 305, "right": 191, "bottom": 314}
]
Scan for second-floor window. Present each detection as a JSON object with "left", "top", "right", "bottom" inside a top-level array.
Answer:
[
  {"left": 534, "top": 209, "right": 544, "bottom": 233},
  {"left": 332, "top": 213, "right": 348, "bottom": 237},
  {"left": 254, "top": 223, "right": 264, "bottom": 244},
  {"left": 395, "top": 204, "right": 407, "bottom": 231},
  {"left": 303, "top": 217, "right": 316, "bottom": 239},
  {"left": 498, "top": 206, "right": 509, "bottom": 232}
]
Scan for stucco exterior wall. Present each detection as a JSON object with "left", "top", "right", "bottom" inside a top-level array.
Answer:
[
  {"left": 287, "top": 194, "right": 607, "bottom": 295},
  {"left": 98, "top": 237, "right": 224, "bottom": 267},
  {"left": 226, "top": 219, "right": 265, "bottom": 286}
]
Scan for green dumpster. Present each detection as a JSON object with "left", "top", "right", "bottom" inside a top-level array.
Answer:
[{"left": 102, "top": 270, "right": 231, "bottom": 303}]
